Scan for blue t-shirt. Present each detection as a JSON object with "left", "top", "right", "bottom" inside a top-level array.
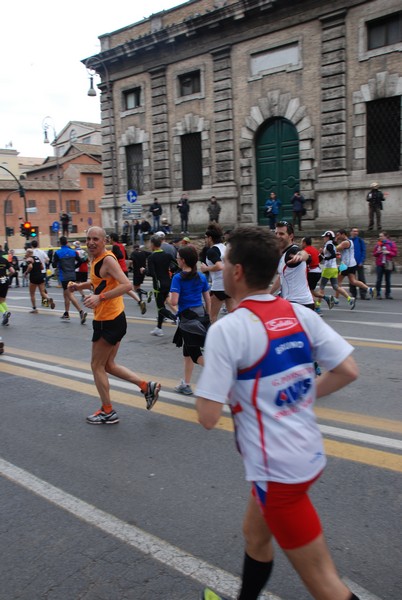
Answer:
[{"left": 170, "top": 271, "right": 209, "bottom": 313}]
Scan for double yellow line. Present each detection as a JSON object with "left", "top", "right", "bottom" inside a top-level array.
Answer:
[{"left": 2, "top": 347, "right": 402, "bottom": 474}]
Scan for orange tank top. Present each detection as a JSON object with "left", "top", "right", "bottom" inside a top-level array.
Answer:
[{"left": 90, "top": 251, "right": 124, "bottom": 321}]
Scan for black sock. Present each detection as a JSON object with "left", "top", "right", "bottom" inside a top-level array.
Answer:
[{"left": 237, "top": 553, "right": 273, "bottom": 600}]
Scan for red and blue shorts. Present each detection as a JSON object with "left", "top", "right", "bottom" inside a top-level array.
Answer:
[{"left": 252, "top": 473, "right": 323, "bottom": 550}]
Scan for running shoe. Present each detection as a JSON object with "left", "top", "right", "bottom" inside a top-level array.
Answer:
[
  {"left": 200, "top": 588, "right": 231, "bottom": 600},
  {"left": 174, "top": 380, "right": 193, "bottom": 396},
  {"left": 2, "top": 311, "right": 11, "bottom": 326},
  {"left": 314, "top": 305, "right": 323, "bottom": 317},
  {"left": 369, "top": 287, "right": 375, "bottom": 298},
  {"left": 150, "top": 327, "right": 164, "bottom": 337},
  {"left": 86, "top": 409, "right": 119, "bottom": 425},
  {"left": 49, "top": 297, "right": 56, "bottom": 309},
  {"left": 147, "top": 290, "right": 153, "bottom": 303},
  {"left": 41, "top": 298, "right": 49, "bottom": 307},
  {"left": 80, "top": 310, "right": 88, "bottom": 325},
  {"left": 139, "top": 300, "right": 147, "bottom": 315},
  {"left": 0, "top": 340, "right": 4, "bottom": 354},
  {"left": 30, "top": 308, "right": 38, "bottom": 314},
  {"left": 332, "top": 297, "right": 340, "bottom": 305},
  {"left": 60, "top": 313, "right": 70, "bottom": 321},
  {"left": 349, "top": 297, "right": 356, "bottom": 310},
  {"left": 324, "top": 295, "right": 335, "bottom": 309},
  {"left": 143, "top": 381, "right": 161, "bottom": 410}
]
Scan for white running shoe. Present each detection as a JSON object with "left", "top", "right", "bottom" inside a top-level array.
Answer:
[{"left": 150, "top": 327, "right": 164, "bottom": 337}]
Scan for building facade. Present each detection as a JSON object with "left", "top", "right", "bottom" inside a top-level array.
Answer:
[
  {"left": 0, "top": 122, "right": 104, "bottom": 248},
  {"left": 84, "top": 0, "right": 402, "bottom": 233}
]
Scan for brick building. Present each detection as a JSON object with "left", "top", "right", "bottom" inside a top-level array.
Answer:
[
  {"left": 84, "top": 0, "right": 402, "bottom": 232},
  {"left": 0, "top": 122, "right": 104, "bottom": 248}
]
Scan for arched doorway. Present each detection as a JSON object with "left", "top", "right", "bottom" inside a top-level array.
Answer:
[{"left": 256, "top": 117, "right": 300, "bottom": 224}]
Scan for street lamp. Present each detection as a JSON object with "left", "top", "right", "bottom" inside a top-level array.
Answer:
[
  {"left": 83, "top": 56, "right": 118, "bottom": 233},
  {"left": 42, "top": 116, "right": 63, "bottom": 213},
  {"left": 0, "top": 164, "right": 27, "bottom": 223}
]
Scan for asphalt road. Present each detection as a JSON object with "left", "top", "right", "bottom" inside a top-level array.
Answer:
[{"left": 0, "top": 279, "right": 401, "bottom": 600}]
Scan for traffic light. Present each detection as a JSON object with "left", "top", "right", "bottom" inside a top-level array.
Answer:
[
  {"left": 29, "top": 226, "right": 38, "bottom": 238},
  {"left": 20, "top": 223, "right": 26, "bottom": 237},
  {"left": 6, "top": 226, "right": 14, "bottom": 236},
  {"left": 22, "top": 221, "right": 32, "bottom": 239}
]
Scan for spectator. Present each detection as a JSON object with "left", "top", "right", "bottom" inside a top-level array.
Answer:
[
  {"left": 60, "top": 213, "right": 71, "bottom": 237},
  {"left": 373, "top": 231, "right": 398, "bottom": 299},
  {"left": 160, "top": 216, "right": 172, "bottom": 235},
  {"left": 367, "top": 182, "right": 385, "bottom": 231},
  {"left": 264, "top": 192, "right": 282, "bottom": 230},
  {"left": 139, "top": 218, "right": 152, "bottom": 245},
  {"left": 122, "top": 220, "right": 131, "bottom": 245},
  {"left": 290, "top": 190, "right": 305, "bottom": 231},
  {"left": 150, "top": 198, "right": 162, "bottom": 232},
  {"left": 207, "top": 196, "right": 221, "bottom": 223},
  {"left": 177, "top": 193, "right": 190, "bottom": 234}
]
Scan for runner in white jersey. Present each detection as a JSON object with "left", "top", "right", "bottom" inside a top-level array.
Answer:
[
  {"left": 334, "top": 229, "right": 373, "bottom": 304},
  {"left": 196, "top": 226, "right": 361, "bottom": 600},
  {"left": 315, "top": 230, "right": 352, "bottom": 311},
  {"left": 200, "top": 223, "right": 235, "bottom": 322},
  {"left": 270, "top": 221, "right": 314, "bottom": 308}
]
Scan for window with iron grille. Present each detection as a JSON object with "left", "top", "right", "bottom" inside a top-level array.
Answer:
[
  {"left": 178, "top": 71, "right": 201, "bottom": 97},
  {"left": 5, "top": 199, "right": 12, "bottom": 214},
  {"left": 28, "top": 199, "right": 36, "bottom": 208},
  {"left": 87, "top": 176, "right": 94, "bottom": 189},
  {"left": 126, "top": 144, "right": 144, "bottom": 194},
  {"left": 181, "top": 133, "right": 202, "bottom": 190},
  {"left": 367, "top": 12, "right": 402, "bottom": 50},
  {"left": 48, "top": 199, "right": 57, "bottom": 213},
  {"left": 66, "top": 200, "right": 80, "bottom": 214},
  {"left": 123, "top": 88, "right": 142, "bottom": 110},
  {"left": 366, "top": 97, "right": 401, "bottom": 174},
  {"left": 88, "top": 200, "right": 96, "bottom": 213}
]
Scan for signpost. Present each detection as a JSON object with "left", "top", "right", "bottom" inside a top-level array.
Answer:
[{"left": 126, "top": 189, "right": 138, "bottom": 204}]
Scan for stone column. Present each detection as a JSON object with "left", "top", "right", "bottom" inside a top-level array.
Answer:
[
  {"left": 150, "top": 65, "right": 170, "bottom": 189},
  {"left": 211, "top": 46, "right": 234, "bottom": 183},
  {"left": 319, "top": 10, "right": 347, "bottom": 174}
]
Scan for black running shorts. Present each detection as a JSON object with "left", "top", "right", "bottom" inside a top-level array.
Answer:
[{"left": 92, "top": 311, "right": 127, "bottom": 345}]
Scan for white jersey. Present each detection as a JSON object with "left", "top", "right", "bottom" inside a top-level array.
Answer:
[
  {"left": 322, "top": 240, "right": 337, "bottom": 269},
  {"left": 278, "top": 245, "right": 313, "bottom": 305},
  {"left": 196, "top": 294, "right": 353, "bottom": 484},
  {"left": 33, "top": 248, "right": 49, "bottom": 274},
  {"left": 340, "top": 239, "right": 356, "bottom": 268},
  {"left": 206, "top": 242, "right": 226, "bottom": 291}
]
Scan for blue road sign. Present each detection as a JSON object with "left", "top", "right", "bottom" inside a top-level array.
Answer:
[
  {"left": 127, "top": 189, "right": 138, "bottom": 204},
  {"left": 52, "top": 221, "right": 60, "bottom": 232}
]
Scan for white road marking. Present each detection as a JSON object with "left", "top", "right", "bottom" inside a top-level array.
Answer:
[
  {"left": 345, "top": 335, "right": 402, "bottom": 345},
  {"left": 0, "top": 457, "right": 280, "bottom": 600},
  {"left": 343, "top": 577, "right": 384, "bottom": 600},
  {"left": 1, "top": 356, "right": 401, "bottom": 451},
  {"left": 333, "top": 319, "right": 402, "bottom": 329},
  {"left": 319, "top": 425, "right": 402, "bottom": 450}
]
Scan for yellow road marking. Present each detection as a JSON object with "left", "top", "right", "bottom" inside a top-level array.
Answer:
[
  {"left": 4, "top": 347, "right": 402, "bottom": 435},
  {"left": 347, "top": 339, "right": 402, "bottom": 350},
  {"left": 1, "top": 362, "right": 402, "bottom": 474}
]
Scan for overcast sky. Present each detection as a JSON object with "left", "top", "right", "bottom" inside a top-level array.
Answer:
[{"left": 0, "top": 0, "right": 182, "bottom": 159}]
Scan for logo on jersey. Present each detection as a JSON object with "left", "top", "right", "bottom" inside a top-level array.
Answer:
[
  {"left": 274, "top": 377, "right": 312, "bottom": 407},
  {"left": 265, "top": 317, "right": 298, "bottom": 332}
]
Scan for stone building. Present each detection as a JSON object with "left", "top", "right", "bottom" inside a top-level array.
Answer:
[{"left": 84, "top": 0, "right": 402, "bottom": 232}]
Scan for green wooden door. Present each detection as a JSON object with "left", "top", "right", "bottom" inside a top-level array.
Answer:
[{"left": 256, "top": 118, "right": 300, "bottom": 224}]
